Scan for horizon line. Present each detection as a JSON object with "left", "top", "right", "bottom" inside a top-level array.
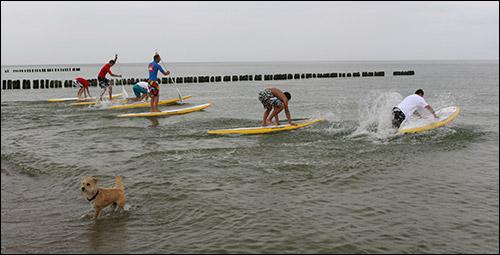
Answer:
[{"left": 1, "top": 59, "right": 499, "bottom": 67}]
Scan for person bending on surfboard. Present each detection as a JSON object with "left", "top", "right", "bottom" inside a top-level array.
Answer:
[
  {"left": 97, "top": 54, "right": 122, "bottom": 101},
  {"left": 258, "top": 88, "right": 296, "bottom": 126},
  {"left": 148, "top": 54, "right": 170, "bottom": 112},
  {"left": 392, "top": 89, "right": 439, "bottom": 129},
  {"left": 73, "top": 77, "right": 91, "bottom": 99},
  {"left": 128, "top": 81, "right": 151, "bottom": 102}
]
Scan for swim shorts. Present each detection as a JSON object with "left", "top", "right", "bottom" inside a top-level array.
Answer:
[
  {"left": 148, "top": 80, "right": 159, "bottom": 97},
  {"left": 392, "top": 107, "right": 406, "bottom": 129},
  {"left": 98, "top": 77, "right": 110, "bottom": 89},
  {"left": 258, "top": 88, "right": 283, "bottom": 110}
]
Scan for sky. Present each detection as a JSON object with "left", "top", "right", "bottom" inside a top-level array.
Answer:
[{"left": 1, "top": 1, "right": 498, "bottom": 65}]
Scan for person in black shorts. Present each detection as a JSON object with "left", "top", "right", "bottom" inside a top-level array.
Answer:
[{"left": 97, "top": 54, "right": 122, "bottom": 101}]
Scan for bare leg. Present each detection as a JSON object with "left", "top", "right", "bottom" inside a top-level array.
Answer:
[
  {"left": 267, "top": 106, "right": 284, "bottom": 125},
  {"left": 109, "top": 86, "right": 113, "bottom": 101},
  {"left": 98, "top": 87, "right": 107, "bottom": 102},
  {"left": 262, "top": 108, "right": 271, "bottom": 126},
  {"left": 150, "top": 97, "right": 154, "bottom": 112},
  {"left": 150, "top": 95, "right": 160, "bottom": 112},
  {"left": 153, "top": 96, "right": 160, "bottom": 112}
]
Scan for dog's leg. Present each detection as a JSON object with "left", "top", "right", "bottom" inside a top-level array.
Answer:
[
  {"left": 94, "top": 206, "right": 102, "bottom": 219},
  {"left": 118, "top": 198, "right": 125, "bottom": 210}
]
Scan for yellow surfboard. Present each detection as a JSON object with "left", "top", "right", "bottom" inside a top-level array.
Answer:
[
  {"left": 47, "top": 93, "right": 123, "bottom": 102},
  {"left": 398, "top": 106, "right": 461, "bottom": 134},
  {"left": 208, "top": 119, "right": 322, "bottom": 135},
  {"left": 117, "top": 103, "right": 211, "bottom": 118},
  {"left": 70, "top": 95, "right": 192, "bottom": 108}
]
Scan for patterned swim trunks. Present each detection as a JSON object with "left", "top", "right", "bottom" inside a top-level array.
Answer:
[
  {"left": 148, "top": 80, "right": 160, "bottom": 97},
  {"left": 258, "top": 88, "right": 283, "bottom": 110}
]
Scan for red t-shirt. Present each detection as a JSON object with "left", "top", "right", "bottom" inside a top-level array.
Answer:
[
  {"left": 98, "top": 64, "right": 111, "bottom": 78},
  {"left": 75, "top": 77, "right": 89, "bottom": 88}
]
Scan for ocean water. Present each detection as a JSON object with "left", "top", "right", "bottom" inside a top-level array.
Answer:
[{"left": 1, "top": 61, "right": 498, "bottom": 253}]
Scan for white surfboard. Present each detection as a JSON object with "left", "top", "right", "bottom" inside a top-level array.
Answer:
[{"left": 398, "top": 106, "right": 461, "bottom": 133}]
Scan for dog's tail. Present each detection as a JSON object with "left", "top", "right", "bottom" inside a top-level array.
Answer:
[{"left": 114, "top": 176, "right": 124, "bottom": 191}]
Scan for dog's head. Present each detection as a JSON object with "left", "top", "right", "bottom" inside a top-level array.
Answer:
[{"left": 80, "top": 176, "right": 99, "bottom": 198}]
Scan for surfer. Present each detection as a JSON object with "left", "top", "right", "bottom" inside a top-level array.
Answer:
[
  {"left": 148, "top": 54, "right": 170, "bottom": 112},
  {"left": 73, "top": 77, "right": 91, "bottom": 98},
  {"left": 392, "top": 89, "right": 439, "bottom": 129},
  {"left": 129, "top": 81, "right": 151, "bottom": 102},
  {"left": 97, "top": 54, "right": 122, "bottom": 101},
  {"left": 258, "top": 88, "right": 296, "bottom": 126}
]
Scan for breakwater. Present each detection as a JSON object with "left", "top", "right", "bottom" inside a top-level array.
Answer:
[{"left": 1, "top": 70, "right": 415, "bottom": 90}]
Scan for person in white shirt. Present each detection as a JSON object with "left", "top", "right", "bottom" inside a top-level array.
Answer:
[
  {"left": 392, "top": 89, "right": 439, "bottom": 128},
  {"left": 129, "top": 81, "right": 151, "bottom": 102}
]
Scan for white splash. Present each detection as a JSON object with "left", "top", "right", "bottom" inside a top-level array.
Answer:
[{"left": 350, "top": 92, "right": 403, "bottom": 139}]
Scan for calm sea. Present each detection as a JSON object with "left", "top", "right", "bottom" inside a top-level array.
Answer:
[{"left": 1, "top": 61, "right": 498, "bottom": 253}]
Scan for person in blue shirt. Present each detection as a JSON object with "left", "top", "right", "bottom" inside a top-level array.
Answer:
[{"left": 148, "top": 54, "right": 170, "bottom": 112}]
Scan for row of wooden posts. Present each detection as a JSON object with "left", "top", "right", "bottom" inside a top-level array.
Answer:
[
  {"left": 4, "top": 67, "right": 81, "bottom": 73},
  {"left": 1, "top": 70, "right": 415, "bottom": 90}
]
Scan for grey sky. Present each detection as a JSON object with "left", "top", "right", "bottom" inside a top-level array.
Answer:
[{"left": 1, "top": 1, "right": 498, "bottom": 65}]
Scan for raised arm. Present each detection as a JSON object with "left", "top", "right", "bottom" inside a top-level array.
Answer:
[{"left": 110, "top": 54, "right": 122, "bottom": 77}]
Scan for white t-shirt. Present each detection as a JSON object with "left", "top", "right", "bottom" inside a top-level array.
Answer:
[
  {"left": 136, "top": 81, "right": 150, "bottom": 92},
  {"left": 396, "top": 94, "right": 429, "bottom": 117}
]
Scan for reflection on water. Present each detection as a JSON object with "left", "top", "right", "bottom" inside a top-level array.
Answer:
[
  {"left": 147, "top": 117, "right": 160, "bottom": 128},
  {"left": 87, "top": 217, "right": 129, "bottom": 253}
]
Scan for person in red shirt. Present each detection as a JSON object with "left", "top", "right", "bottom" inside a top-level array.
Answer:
[
  {"left": 97, "top": 54, "right": 122, "bottom": 101},
  {"left": 73, "top": 77, "right": 91, "bottom": 98}
]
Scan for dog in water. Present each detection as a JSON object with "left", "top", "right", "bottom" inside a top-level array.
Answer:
[{"left": 80, "top": 176, "right": 125, "bottom": 219}]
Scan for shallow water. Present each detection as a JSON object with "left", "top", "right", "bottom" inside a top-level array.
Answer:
[{"left": 1, "top": 61, "right": 498, "bottom": 253}]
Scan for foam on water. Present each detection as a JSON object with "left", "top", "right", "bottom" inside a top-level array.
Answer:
[{"left": 90, "top": 97, "right": 120, "bottom": 109}]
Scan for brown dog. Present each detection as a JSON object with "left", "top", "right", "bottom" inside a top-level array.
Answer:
[{"left": 80, "top": 176, "right": 125, "bottom": 219}]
